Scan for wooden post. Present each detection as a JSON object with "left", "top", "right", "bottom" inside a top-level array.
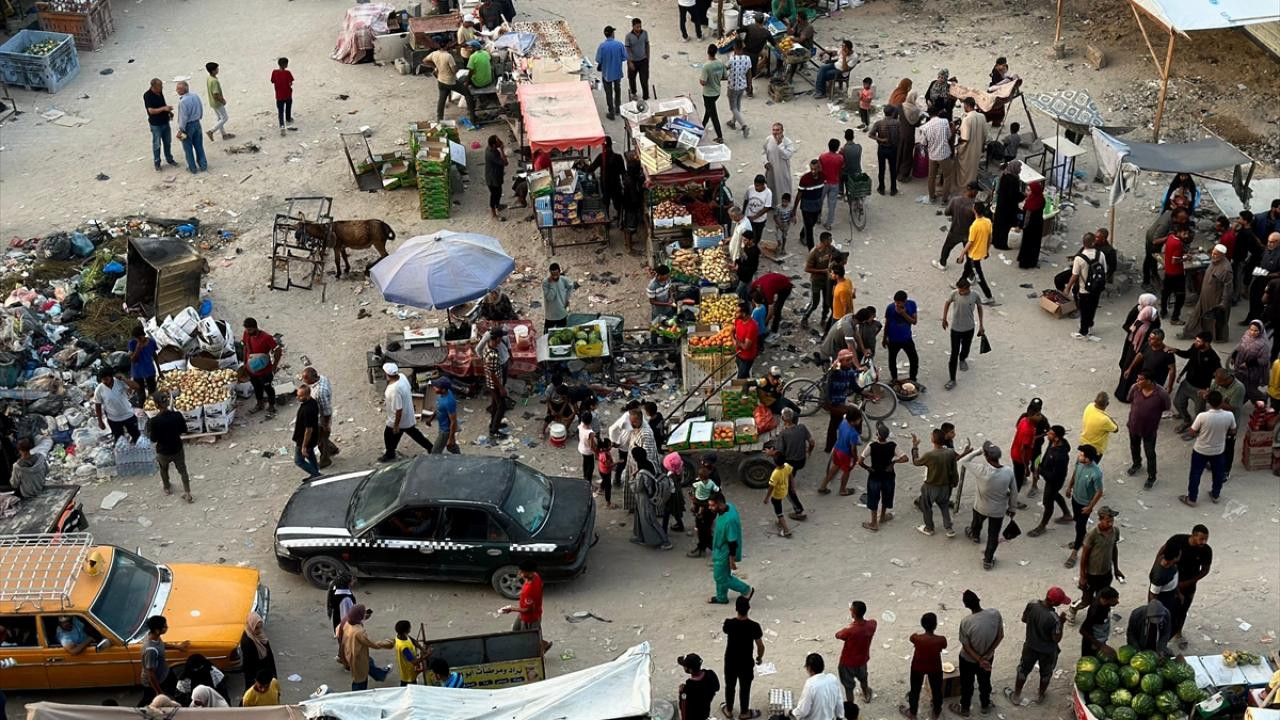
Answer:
[
  {"left": 1054, "top": 0, "right": 1064, "bottom": 44},
  {"left": 1151, "top": 29, "right": 1175, "bottom": 142},
  {"left": 716, "top": 0, "right": 725, "bottom": 38},
  {"left": 1107, "top": 203, "right": 1117, "bottom": 248}
]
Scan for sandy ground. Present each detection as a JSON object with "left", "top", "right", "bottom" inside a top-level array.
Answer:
[{"left": 2, "top": 0, "right": 1279, "bottom": 716}]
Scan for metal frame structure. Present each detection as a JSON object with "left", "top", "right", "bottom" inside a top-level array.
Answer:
[
  {"left": 0, "top": 533, "right": 93, "bottom": 612},
  {"left": 270, "top": 196, "right": 333, "bottom": 291}
]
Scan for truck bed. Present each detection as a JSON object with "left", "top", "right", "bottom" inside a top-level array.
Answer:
[{"left": 0, "top": 485, "right": 80, "bottom": 536}]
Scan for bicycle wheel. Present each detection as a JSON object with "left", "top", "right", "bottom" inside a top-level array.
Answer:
[
  {"left": 783, "top": 377, "right": 824, "bottom": 417},
  {"left": 859, "top": 382, "right": 898, "bottom": 420},
  {"left": 851, "top": 197, "right": 866, "bottom": 231}
]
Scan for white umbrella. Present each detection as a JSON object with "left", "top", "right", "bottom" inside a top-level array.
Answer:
[{"left": 370, "top": 231, "right": 515, "bottom": 310}]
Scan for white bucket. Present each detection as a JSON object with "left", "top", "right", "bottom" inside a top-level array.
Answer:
[
  {"left": 549, "top": 422, "right": 568, "bottom": 447},
  {"left": 712, "top": 8, "right": 739, "bottom": 32}
]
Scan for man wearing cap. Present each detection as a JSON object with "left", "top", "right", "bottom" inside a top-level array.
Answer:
[
  {"left": 1064, "top": 443, "right": 1105, "bottom": 569},
  {"left": 464, "top": 40, "right": 494, "bottom": 91},
  {"left": 950, "top": 590, "right": 1003, "bottom": 718},
  {"left": 595, "top": 26, "right": 626, "bottom": 120},
  {"left": 430, "top": 378, "right": 460, "bottom": 454},
  {"left": 959, "top": 441, "right": 1016, "bottom": 570},
  {"left": 678, "top": 653, "right": 720, "bottom": 720},
  {"left": 1181, "top": 243, "right": 1234, "bottom": 342},
  {"left": 380, "top": 363, "right": 434, "bottom": 462},
  {"left": 1068, "top": 506, "right": 1123, "bottom": 624},
  {"left": 1011, "top": 587, "right": 1069, "bottom": 706}
]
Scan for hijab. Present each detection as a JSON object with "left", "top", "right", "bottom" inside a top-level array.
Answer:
[
  {"left": 1004, "top": 159, "right": 1022, "bottom": 176},
  {"left": 1237, "top": 319, "right": 1270, "bottom": 358},
  {"left": 1024, "top": 180, "right": 1045, "bottom": 212},
  {"left": 345, "top": 603, "right": 368, "bottom": 627},
  {"left": 191, "top": 685, "right": 229, "bottom": 708},
  {"left": 662, "top": 452, "right": 684, "bottom": 476},
  {"left": 631, "top": 446, "right": 655, "bottom": 475},
  {"left": 245, "top": 611, "right": 270, "bottom": 659},
  {"left": 901, "top": 90, "right": 922, "bottom": 125},
  {"left": 888, "top": 78, "right": 912, "bottom": 106},
  {"left": 1131, "top": 306, "right": 1158, "bottom": 352}
]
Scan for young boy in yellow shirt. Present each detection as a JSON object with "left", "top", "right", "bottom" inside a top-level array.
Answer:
[
  {"left": 764, "top": 454, "right": 794, "bottom": 538},
  {"left": 241, "top": 668, "right": 280, "bottom": 707}
]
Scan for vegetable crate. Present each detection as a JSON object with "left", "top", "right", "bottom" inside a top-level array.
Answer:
[
  {"left": 36, "top": 0, "right": 115, "bottom": 51},
  {"left": 845, "top": 173, "right": 872, "bottom": 199},
  {"left": 0, "top": 30, "right": 80, "bottom": 93},
  {"left": 681, "top": 346, "right": 735, "bottom": 396}
]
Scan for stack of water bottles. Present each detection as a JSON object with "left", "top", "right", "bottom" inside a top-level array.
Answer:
[{"left": 113, "top": 436, "right": 156, "bottom": 477}]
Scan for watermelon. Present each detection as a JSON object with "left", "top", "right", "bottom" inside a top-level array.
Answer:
[
  {"left": 1140, "top": 672, "right": 1165, "bottom": 694},
  {"left": 1176, "top": 679, "right": 1203, "bottom": 703},
  {"left": 1089, "top": 688, "right": 1110, "bottom": 705},
  {"left": 1131, "top": 692, "right": 1157, "bottom": 716},
  {"left": 1155, "top": 690, "right": 1180, "bottom": 714},
  {"left": 1111, "top": 688, "right": 1134, "bottom": 706},
  {"left": 1110, "top": 707, "right": 1138, "bottom": 720},
  {"left": 1131, "top": 651, "right": 1160, "bottom": 673},
  {"left": 1166, "top": 660, "right": 1196, "bottom": 683},
  {"left": 1076, "top": 670, "right": 1096, "bottom": 692},
  {"left": 1095, "top": 665, "right": 1121, "bottom": 691},
  {"left": 1087, "top": 704, "right": 1107, "bottom": 719},
  {"left": 1115, "top": 645, "right": 1138, "bottom": 664},
  {"left": 1119, "top": 666, "right": 1142, "bottom": 689},
  {"left": 1078, "top": 656, "right": 1103, "bottom": 674}
]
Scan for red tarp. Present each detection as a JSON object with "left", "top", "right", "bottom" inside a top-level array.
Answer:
[{"left": 518, "top": 81, "right": 606, "bottom": 154}]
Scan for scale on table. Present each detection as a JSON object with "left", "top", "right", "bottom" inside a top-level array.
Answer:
[{"left": 402, "top": 327, "right": 443, "bottom": 348}]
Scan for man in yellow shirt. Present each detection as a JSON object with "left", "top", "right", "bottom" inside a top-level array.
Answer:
[
  {"left": 829, "top": 263, "right": 855, "bottom": 326},
  {"left": 241, "top": 669, "right": 280, "bottom": 707},
  {"left": 954, "top": 201, "right": 994, "bottom": 303},
  {"left": 1080, "top": 391, "right": 1119, "bottom": 458},
  {"left": 763, "top": 455, "right": 794, "bottom": 538}
]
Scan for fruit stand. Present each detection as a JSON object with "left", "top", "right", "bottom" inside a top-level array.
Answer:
[
  {"left": 142, "top": 367, "right": 240, "bottom": 438},
  {"left": 662, "top": 381, "right": 779, "bottom": 490},
  {"left": 1072, "top": 647, "right": 1276, "bottom": 720},
  {"left": 536, "top": 319, "right": 614, "bottom": 381}
]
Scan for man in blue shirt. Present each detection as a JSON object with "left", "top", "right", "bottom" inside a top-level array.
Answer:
[
  {"left": 429, "top": 657, "right": 466, "bottom": 688},
  {"left": 820, "top": 348, "right": 863, "bottom": 453},
  {"left": 174, "top": 80, "right": 207, "bottom": 174},
  {"left": 128, "top": 326, "right": 158, "bottom": 406},
  {"left": 820, "top": 407, "right": 863, "bottom": 497},
  {"left": 430, "top": 377, "right": 460, "bottom": 454},
  {"left": 882, "top": 290, "right": 919, "bottom": 383},
  {"left": 595, "top": 26, "right": 626, "bottom": 121},
  {"left": 55, "top": 616, "right": 91, "bottom": 655}
]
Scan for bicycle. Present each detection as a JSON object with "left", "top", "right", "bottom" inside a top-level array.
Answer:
[
  {"left": 782, "top": 363, "right": 898, "bottom": 421},
  {"left": 844, "top": 172, "right": 871, "bottom": 237}
]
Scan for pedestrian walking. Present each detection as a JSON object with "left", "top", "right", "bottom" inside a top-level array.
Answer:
[
  {"left": 1067, "top": 505, "right": 1122, "bottom": 626},
  {"left": 882, "top": 290, "right": 920, "bottom": 384},
  {"left": 821, "top": 407, "right": 863, "bottom": 497},
  {"left": 819, "top": 139, "right": 845, "bottom": 230},
  {"left": 204, "top": 62, "right": 234, "bottom": 142},
  {"left": 661, "top": 451, "right": 686, "bottom": 534},
  {"left": 628, "top": 451, "right": 670, "bottom": 549},
  {"left": 1178, "top": 390, "right": 1236, "bottom": 507},
  {"left": 725, "top": 42, "right": 751, "bottom": 139},
  {"left": 625, "top": 18, "right": 650, "bottom": 101},
  {"left": 801, "top": 231, "right": 836, "bottom": 327},
  {"left": 953, "top": 202, "right": 994, "bottom": 302},
  {"left": 942, "top": 278, "right": 983, "bottom": 390},
  {"left": 301, "top": 367, "right": 339, "bottom": 467},
  {"left": 339, "top": 605, "right": 393, "bottom": 691},
  {"left": 707, "top": 492, "right": 754, "bottom": 605},
  {"left": 1064, "top": 444, "right": 1104, "bottom": 568},
  {"left": 542, "top": 263, "right": 573, "bottom": 331},
  {"left": 595, "top": 26, "right": 625, "bottom": 120},
  {"left": 1156, "top": 524, "right": 1212, "bottom": 649},
  {"left": 699, "top": 44, "right": 726, "bottom": 142},
  {"left": 687, "top": 463, "right": 720, "bottom": 556},
  {"left": 1009, "top": 587, "right": 1070, "bottom": 706},
  {"left": 959, "top": 441, "right": 1016, "bottom": 570},
  {"left": 143, "top": 78, "right": 179, "bottom": 170},
  {"left": 1064, "top": 232, "right": 1109, "bottom": 340},
  {"left": 1010, "top": 405, "right": 1041, "bottom": 498},
  {"left": 481, "top": 333, "right": 510, "bottom": 439},
  {"left": 772, "top": 407, "right": 813, "bottom": 520},
  {"left": 678, "top": 654, "right": 720, "bottom": 720},
  {"left": 835, "top": 601, "right": 876, "bottom": 704},
  {"left": 174, "top": 80, "right": 207, "bottom": 173},
  {"left": 93, "top": 369, "right": 140, "bottom": 443},
  {"left": 293, "top": 385, "right": 321, "bottom": 480},
  {"left": 270, "top": 57, "right": 294, "bottom": 132},
  {"left": 764, "top": 454, "right": 795, "bottom": 538},
  {"left": 902, "top": 613, "right": 947, "bottom": 720},
  {"left": 242, "top": 318, "right": 282, "bottom": 419},
  {"left": 485, "top": 135, "right": 508, "bottom": 220},
  {"left": 147, "top": 394, "right": 192, "bottom": 503},
  {"left": 379, "top": 362, "right": 434, "bottom": 462},
  {"left": 721, "top": 596, "right": 764, "bottom": 720},
  {"left": 140, "top": 616, "right": 189, "bottom": 705},
  {"left": 1027, "top": 425, "right": 1072, "bottom": 537},
  {"left": 912, "top": 429, "right": 957, "bottom": 537},
  {"left": 948, "top": 591, "right": 1003, "bottom": 718},
  {"left": 1126, "top": 372, "right": 1171, "bottom": 488},
  {"left": 935, "top": 182, "right": 978, "bottom": 270},
  {"left": 858, "top": 422, "right": 906, "bottom": 532},
  {"left": 499, "top": 560, "right": 553, "bottom": 653}
]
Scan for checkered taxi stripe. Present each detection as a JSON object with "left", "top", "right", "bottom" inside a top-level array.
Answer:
[{"left": 276, "top": 537, "right": 478, "bottom": 551}]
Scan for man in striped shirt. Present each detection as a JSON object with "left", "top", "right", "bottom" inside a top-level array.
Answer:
[
  {"left": 429, "top": 657, "right": 465, "bottom": 688},
  {"left": 922, "top": 110, "right": 954, "bottom": 203},
  {"left": 302, "top": 367, "right": 338, "bottom": 468}
]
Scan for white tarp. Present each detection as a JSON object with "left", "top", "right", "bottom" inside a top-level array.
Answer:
[
  {"left": 300, "top": 643, "right": 653, "bottom": 720},
  {"left": 1131, "top": 0, "right": 1280, "bottom": 32}
]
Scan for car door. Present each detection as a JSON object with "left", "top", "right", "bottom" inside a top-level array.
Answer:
[
  {"left": 436, "top": 506, "right": 510, "bottom": 581},
  {"left": 39, "top": 614, "right": 135, "bottom": 689},
  {"left": 0, "top": 614, "right": 48, "bottom": 690},
  {"left": 360, "top": 506, "right": 444, "bottom": 579}
]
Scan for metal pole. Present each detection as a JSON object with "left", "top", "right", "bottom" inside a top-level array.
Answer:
[
  {"left": 716, "top": 0, "right": 725, "bottom": 38},
  {"left": 1054, "top": 0, "right": 1064, "bottom": 44},
  {"left": 1152, "top": 29, "right": 1175, "bottom": 142},
  {"left": 1107, "top": 203, "right": 1117, "bottom": 247}
]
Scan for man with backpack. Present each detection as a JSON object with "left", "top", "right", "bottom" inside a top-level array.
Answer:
[{"left": 1064, "top": 233, "right": 1108, "bottom": 340}]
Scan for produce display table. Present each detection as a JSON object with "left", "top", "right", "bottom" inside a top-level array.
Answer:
[
  {"left": 436, "top": 320, "right": 539, "bottom": 378},
  {"left": 535, "top": 319, "right": 612, "bottom": 363},
  {"left": 382, "top": 332, "right": 448, "bottom": 371}
]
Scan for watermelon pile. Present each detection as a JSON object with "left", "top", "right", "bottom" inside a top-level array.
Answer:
[{"left": 1075, "top": 648, "right": 1205, "bottom": 719}]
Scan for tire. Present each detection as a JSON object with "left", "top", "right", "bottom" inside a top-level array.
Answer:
[
  {"left": 851, "top": 198, "right": 866, "bottom": 231},
  {"left": 738, "top": 456, "right": 774, "bottom": 489},
  {"left": 491, "top": 564, "right": 524, "bottom": 600},
  {"left": 860, "top": 382, "right": 898, "bottom": 420},
  {"left": 301, "top": 555, "right": 349, "bottom": 590},
  {"left": 783, "top": 377, "right": 823, "bottom": 417}
]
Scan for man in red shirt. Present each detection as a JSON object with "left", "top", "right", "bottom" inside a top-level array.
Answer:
[
  {"left": 1162, "top": 227, "right": 1188, "bottom": 323},
  {"left": 750, "top": 272, "right": 793, "bottom": 334},
  {"left": 733, "top": 301, "right": 760, "bottom": 380},
  {"left": 1214, "top": 214, "right": 1236, "bottom": 259},
  {"left": 270, "top": 57, "right": 294, "bottom": 132},
  {"left": 835, "top": 599, "right": 877, "bottom": 703},
  {"left": 501, "top": 560, "right": 551, "bottom": 653},
  {"left": 818, "top": 138, "right": 845, "bottom": 230},
  {"left": 243, "top": 317, "right": 283, "bottom": 419}
]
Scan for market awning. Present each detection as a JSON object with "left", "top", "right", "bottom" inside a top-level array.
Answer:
[
  {"left": 518, "top": 81, "right": 606, "bottom": 154},
  {"left": 1092, "top": 130, "right": 1252, "bottom": 174},
  {"left": 1025, "top": 89, "right": 1131, "bottom": 134},
  {"left": 1131, "top": 0, "right": 1279, "bottom": 33}
]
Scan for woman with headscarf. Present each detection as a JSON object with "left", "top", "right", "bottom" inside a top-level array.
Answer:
[
  {"left": 174, "top": 653, "right": 229, "bottom": 706},
  {"left": 1017, "top": 181, "right": 1046, "bottom": 268},
  {"left": 894, "top": 102, "right": 916, "bottom": 183},
  {"left": 340, "top": 603, "right": 394, "bottom": 691},
  {"left": 1115, "top": 302, "right": 1161, "bottom": 402},
  {"left": 887, "top": 78, "right": 911, "bottom": 107},
  {"left": 901, "top": 89, "right": 923, "bottom": 126},
  {"left": 240, "top": 611, "right": 277, "bottom": 687},
  {"left": 1160, "top": 172, "right": 1199, "bottom": 212},
  {"left": 1231, "top": 320, "right": 1271, "bottom": 401},
  {"left": 991, "top": 160, "right": 1025, "bottom": 251},
  {"left": 661, "top": 452, "right": 686, "bottom": 536},
  {"left": 630, "top": 446, "right": 671, "bottom": 549},
  {"left": 924, "top": 69, "right": 954, "bottom": 119},
  {"left": 191, "top": 685, "right": 230, "bottom": 708}
]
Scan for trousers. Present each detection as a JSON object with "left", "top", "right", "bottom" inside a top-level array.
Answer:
[
  {"left": 383, "top": 425, "right": 433, "bottom": 456},
  {"left": 1129, "top": 432, "right": 1157, "bottom": 482},
  {"left": 927, "top": 157, "right": 953, "bottom": 201},
  {"left": 887, "top": 339, "right": 919, "bottom": 381},
  {"left": 180, "top": 120, "right": 208, "bottom": 172},
  {"left": 1036, "top": 477, "right": 1070, "bottom": 526},
  {"left": 1071, "top": 500, "right": 1090, "bottom": 550},
  {"left": 702, "top": 94, "right": 724, "bottom": 140},
  {"left": 276, "top": 98, "right": 293, "bottom": 126},
  {"left": 436, "top": 81, "right": 476, "bottom": 122},
  {"left": 920, "top": 483, "right": 952, "bottom": 531},
  {"left": 628, "top": 58, "right": 650, "bottom": 98},
  {"left": 1187, "top": 450, "right": 1226, "bottom": 502},
  {"left": 958, "top": 656, "right": 993, "bottom": 712},
  {"left": 876, "top": 145, "right": 898, "bottom": 193},
  {"left": 1077, "top": 292, "right": 1101, "bottom": 335},
  {"left": 1161, "top": 274, "right": 1186, "bottom": 320},
  {"left": 961, "top": 257, "right": 993, "bottom": 300},
  {"left": 802, "top": 281, "right": 831, "bottom": 326},
  {"left": 969, "top": 511, "right": 1003, "bottom": 564},
  {"left": 1173, "top": 381, "right": 1207, "bottom": 421},
  {"left": 156, "top": 450, "right": 190, "bottom": 493},
  {"left": 823, "top": 183, "right": 840, "bottom": 227},
  {"left": 209, "top": 105, "right": 229, "bottom": 136},
  {"left": 909, "top": 669, "right": 943, "bottom": 717},
  {"left": 724, "top": 661, "right": 754, "bottom": 712},
  {"left": 727, "top": 87, "right": 746, "bottom": 130},
  {"left": 149, "top": 124, "right": 175, "bottom": 167},
  {"left": 712, "top": 559, "right": 751, "bottom": 602},
  {"left": 603, "top": 79, "right": 621, "bottom": 116},
  {"left": 948, "top": 329, "right": 974, "bottom": 381}
]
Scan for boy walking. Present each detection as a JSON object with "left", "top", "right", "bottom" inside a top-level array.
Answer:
[
  {"left": 204, "top": 62, "right": 234, "bottom": 141},
  {"left": 835, "top": 600, "right": 876, "bottom": 703},
  {"left": 763, "top": 454, "right": 794, "bottom": 538},
  {"left": 271, "top": 57, "right": 294, "bottom": 132}
]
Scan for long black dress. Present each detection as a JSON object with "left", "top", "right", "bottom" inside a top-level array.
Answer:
[
  {"left": 240, "top": 633, "right": 278, "bottom": 685},
  {"left": 992, "top": 173, "right": 1024, "bottom": 250},
  {"left": 1017, "top": 207, "right": 1044, "bottom": 268}
]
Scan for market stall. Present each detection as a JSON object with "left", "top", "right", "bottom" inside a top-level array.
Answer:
[
  {"left": 518, "top": 81, "right": 610, "bottom": 253},
  {"left": 1071, "top": 648, "right": 1276, "bottom": 720}
]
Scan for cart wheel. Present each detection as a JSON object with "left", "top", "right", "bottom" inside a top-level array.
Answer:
[
  {"left": 860, "top": 382, "right": 899, "bottom": 421},
  {"left": 739, "top": 456, "right": 774, "bottom": 489},
  {"left": 783, "top": 377, "right": 823, "bottom": 417}
]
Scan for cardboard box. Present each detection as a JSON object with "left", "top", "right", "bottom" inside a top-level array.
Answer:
[
  {"left": 1039, "top": 292, "right": 1077, "bottom": 318},
  {"left": 204, "top": 411, "right": 235, "bottom": 433}
]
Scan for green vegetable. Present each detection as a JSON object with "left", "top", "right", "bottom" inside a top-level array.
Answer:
[
  {"left": 1131, "top": 651, "right": 1159, "bottom": 674},
  {"left": 1140, "top": 672, "right": 1164, "bottom": 695},
  {"left": 1089, "top": 688, "right": 1110, "bottom": 705},
  {"left": 1160, "top": 660, "right": 1194, "bottom": 683},
  {"left": 1076, "top": 670, "right": 1096, "bottom": 693},
  {"left": 1175, "top": 680, "right": 1203, "bottom": 704},
  {"left": 1078, "top": 656, "right": 1103, "bottom": 674},
  {"left": 1131, "top": 692, "right": 1156, "bottom": 716},
  {"left": 1115, "top": 645, "right": 1137, "bottom": 665},
  {"left": 1154, "top": 690, "right": 1180, "bottom": 714},
  {"left": 1086, "top": 704, "right": 1107, "bottom": 719},
  {"left": 1109, "top": 708, "right": 1137, "bottom": 720},
  {"left": 1111, "top": 688, "right": 1133, "bottom": 707},
  {"left": 1119, "top": 666, "right": 1141, "bottom": 689},
  {"left": 1095, "top": 666, "right": 1120, "bottom": 691}
]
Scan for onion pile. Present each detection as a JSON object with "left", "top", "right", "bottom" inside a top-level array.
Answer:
[{"left": 145, "top": 368, "right": 238, "bottom": 412}]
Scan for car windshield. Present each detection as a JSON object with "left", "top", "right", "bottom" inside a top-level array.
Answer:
[
  {"left": 90, "top": 549, "right": 159, "bottom": 641},
  {"left": 350, "top": 461, "right": 410, "bottom": 531},
  {"left": 502, "top": 464, "right": 552, "bottom": 534}
]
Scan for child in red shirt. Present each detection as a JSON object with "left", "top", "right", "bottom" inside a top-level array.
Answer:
[
  {"left": 1161, "top": 228, "right": 1189, "bottom": 323},
  {"left": 905, "top": 612, "right": 948, "bottom": 720},
  {"left": 270, "top": 57, "right": 294, "bottom": 131}
]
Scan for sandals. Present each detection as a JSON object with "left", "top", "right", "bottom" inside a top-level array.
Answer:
[
  {"left": 182, "top": 493, "right": 194, "bottom": 504},
  {"left": 1064, "top": 554, "right": 1077, "bottom": 569},
  {"left": 817, "top": 487, "right": 832, "bottom": 495},
  {"left": 861, "top": 522, "right": 879, "bottom": 532},
  {"left": 839, "top": 489, "right": 854, "bottom": 496},
  {"left": 707, "top": 596, "right": 729, "bottom": 604}
]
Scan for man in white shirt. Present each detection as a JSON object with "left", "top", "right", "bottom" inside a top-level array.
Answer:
[
  {"left": 792, "top": 653, "right": 846, "bottom": 720},
  {"left": 726, "top": 206, "right": 751, "bottom": 262},
  {"left": 94, "top": 368, "right": 140, "bottom": 443},
  {"left": 743, "top": 175, "right": 774, "bottom": 247},
  {"left": 379, "top": 362, "right": 433, "bottom": 462},
  {"left": 1064, "top": 232, "right": 1108, "bottom": 340},
  {"left": 1179, "top": 390, "right": 1236, "bottom": 506},
  {"left": 921, "top": 109, "right": 953, "bottom": 203},
  {"left": 960, "top": 441, "right": 1018, "bottom": 570}
]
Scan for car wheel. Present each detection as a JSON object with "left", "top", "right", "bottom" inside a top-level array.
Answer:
[
  {"left": 490, "top": 564, "right": 523, "bottom": 600},
  {"left": 739, "top": 456, "right": 774, "bottom": 489},
  {"left": 302, "top": 555, "right": 349, "bottom": 590}
]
